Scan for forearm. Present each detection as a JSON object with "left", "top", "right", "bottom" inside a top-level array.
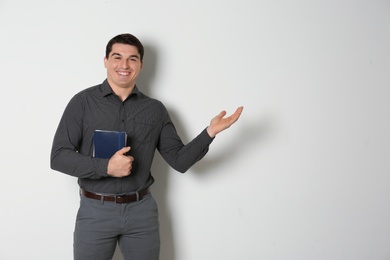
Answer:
[
  {"left": 159, "top": 127, "right": 214, "bottom": 173},
  {"left": 50, "top": 146, "right": 109, "bottom": 179},
  {"left": 50, "top": 94, "right": 110, "bottom": 179}
]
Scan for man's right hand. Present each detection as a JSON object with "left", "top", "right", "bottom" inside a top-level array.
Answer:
[{"left": 107, "top": 147, "right": 134, "bottom": 177}]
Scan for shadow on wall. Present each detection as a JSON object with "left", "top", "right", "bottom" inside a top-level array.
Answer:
[
  {"left": 112, "top": 42, "right": 272, "bottom": 259},
  {"left": 190, "top": 110, "right": 274, "bottom": 177}
]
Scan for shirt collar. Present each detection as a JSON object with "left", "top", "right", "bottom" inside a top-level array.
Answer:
[{"left": 101, "top": 79, "right": 141, "bottom": 98}]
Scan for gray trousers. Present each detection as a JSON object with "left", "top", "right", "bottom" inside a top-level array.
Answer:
[{"left": 74, "top": 192, "right": 160, "bottom": 260}]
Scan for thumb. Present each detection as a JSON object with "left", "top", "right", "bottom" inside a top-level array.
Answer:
[
  {"left": 218, "top": 110, "right": 227, "bottom": 118},
  {"left": 117, "top": 146, "right": 131, "bottom": 155}
]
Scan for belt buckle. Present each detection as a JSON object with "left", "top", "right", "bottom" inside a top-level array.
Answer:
[{"left": 115, "top": 195, "right": 124, "bottom": 203}]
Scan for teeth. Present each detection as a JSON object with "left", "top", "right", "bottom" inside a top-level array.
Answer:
[{"left": 118, "top": 72, "right": 130, "bottom": 76}]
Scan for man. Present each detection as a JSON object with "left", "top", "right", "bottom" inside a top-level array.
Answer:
[{"left": 51, "top": 33, "right": 243, "bottom": 260}]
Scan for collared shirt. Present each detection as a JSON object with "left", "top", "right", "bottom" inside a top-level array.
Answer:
[{"left": 50, "top": 80, "right": 214, "bottom": 194}]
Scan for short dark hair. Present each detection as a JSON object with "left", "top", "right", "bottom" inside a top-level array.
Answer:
[{"left": 105, "top": 33, "right": 144, "bottom": 61}]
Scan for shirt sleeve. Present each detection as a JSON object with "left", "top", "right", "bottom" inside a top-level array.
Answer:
[
  {"left": 157, "top": 108, "right": 214, "bottom": 173},
  {"left": 50, "top": 95, "right": 109, "bottom": 179}
]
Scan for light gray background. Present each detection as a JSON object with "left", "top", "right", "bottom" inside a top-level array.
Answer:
[{"left": 1, "top": 0, "right": 389, "bottom": 259}]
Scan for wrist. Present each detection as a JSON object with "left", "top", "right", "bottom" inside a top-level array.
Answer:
[{"left": 206, "top": 126, "right": 216, "bottom": 138}]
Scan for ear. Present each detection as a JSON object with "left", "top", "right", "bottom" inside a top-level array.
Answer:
[{"left": 104, "top": 56, "right": 108, "bottom": 68}]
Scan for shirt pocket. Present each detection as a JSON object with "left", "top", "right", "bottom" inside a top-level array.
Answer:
[{"left": 133, "top": 120, "right": 155, "bottom": 145}]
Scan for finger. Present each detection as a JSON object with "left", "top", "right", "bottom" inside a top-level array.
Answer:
[
  {"left": 233, "top": 106, "right": 244, "bottom": 116},
  {"left": 223, "top": 107, "right": 242, "bottom": 126},
  {"left": 231, "top": 106, "right": 244, "bottom": 120}
]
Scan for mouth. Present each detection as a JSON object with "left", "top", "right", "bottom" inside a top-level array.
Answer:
[{"left": 117, "top": 71, "right": 130, "bottom": 76}]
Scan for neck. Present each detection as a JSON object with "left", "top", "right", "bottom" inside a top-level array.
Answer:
[{"left": 108, "top": 79, "right": 135, "bottom": 102}]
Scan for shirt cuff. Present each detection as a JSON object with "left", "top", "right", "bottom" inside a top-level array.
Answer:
[
  {"left": 94, "top": 158, "right": 110, "bottom": 178},
  {"left": 201, "top": 127, "right": 215, "bottom": 144}
]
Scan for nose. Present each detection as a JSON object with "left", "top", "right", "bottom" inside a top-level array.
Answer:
[{"left": 120, "top": 59, "right": 130, "bottom": 69}]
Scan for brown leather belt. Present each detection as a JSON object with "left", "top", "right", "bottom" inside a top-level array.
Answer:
[{"left": 81, "top": 188, "right": 150, "bottom": 203}]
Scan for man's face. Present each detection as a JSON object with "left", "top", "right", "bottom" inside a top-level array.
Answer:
[{"left": 104, "top": 43, "right": 143, "bottom": 90}]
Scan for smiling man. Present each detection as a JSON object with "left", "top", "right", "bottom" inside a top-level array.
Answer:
[
  {"left": 104, "top": 43, "right": 142, "bottom": 101},
  {"left": 50, "top": 33, "right": 243, "bottom": 260}
]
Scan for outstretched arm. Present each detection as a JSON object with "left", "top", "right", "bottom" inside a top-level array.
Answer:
[{"left": 206, "top": 106, "right": 244, "bottom": 138}]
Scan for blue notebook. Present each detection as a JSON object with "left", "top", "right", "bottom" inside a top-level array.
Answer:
[{"left": 93, "top": 130, "right": 127, "bottom": 159}]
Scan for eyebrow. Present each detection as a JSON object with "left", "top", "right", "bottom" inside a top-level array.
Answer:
[{"left": 111, "top": 53, "right": 140, "bottom": 59}]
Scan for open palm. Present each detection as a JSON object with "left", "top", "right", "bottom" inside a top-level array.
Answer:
[{"left": 207, "top": 106, "right": 244, "bottom": 138}]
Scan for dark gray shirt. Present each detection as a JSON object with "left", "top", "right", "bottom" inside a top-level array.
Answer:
[{"left": 50, "top": 80, "right": 214, "bottom": 194}]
